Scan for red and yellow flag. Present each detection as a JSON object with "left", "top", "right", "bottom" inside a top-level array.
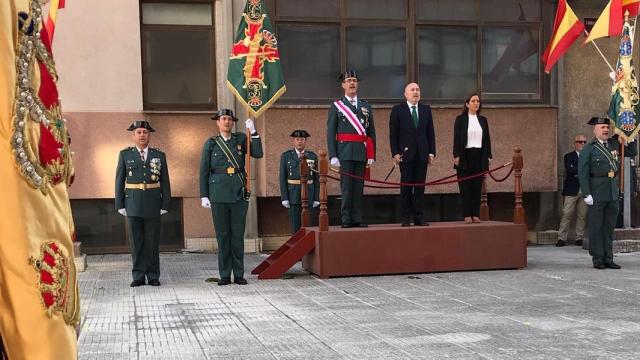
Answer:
[
  {"left": 585, "top": 0, "right": 623, "bottom": 44},
  {"left": 622, "top": 0, "right": 640, "bottom": 16},
  {"left": 44, "top": 0, "right": 65, "bottom": 44},
  {"left": 541, "top": 0, "right": 585, "bottom": 74}
]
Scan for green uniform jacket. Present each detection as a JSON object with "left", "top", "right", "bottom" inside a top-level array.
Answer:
[
  {"left": 199, "top": 132, "right": 263, "bottom": 203},
  {"left": 327, "top": 97, "right": 376, "bottom": 161},
  {"left": 115, "top": 147, "right": 171, "bottom": 218},
  {"left": 279, "top": 150, "right": 320, "bottom": 204},
  {"left": 578, "top": 138, "right": 621, "bottom": 202}
]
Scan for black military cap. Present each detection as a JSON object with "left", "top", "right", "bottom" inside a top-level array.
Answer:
[
  {"left": 290, "top": 130, "right": 310, "bottom": 138},
  {"left": 127, "top": 120, "right": 155, "bottom": 132},
  {"left": 338, "top": 70, "right": 360, "bottom": 82},
  {"left": 211, "top": 109, "right": 238, "bottom": 121},
  {"left": 587, "top": 117, "right": 610, "bottom": 125}
]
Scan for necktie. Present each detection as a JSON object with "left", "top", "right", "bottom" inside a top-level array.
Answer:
[
  {"left": 411, "top": 105, "right": 418, "bottom": 128},
  {"left": 140, "top": 149, "right": 145, "bottom": 162},
  {"left": 603, "top": 141, "right": 608, "bottom": 150},
  {"left": 350, "top": 98, "right": 356, "bottom": 108}
]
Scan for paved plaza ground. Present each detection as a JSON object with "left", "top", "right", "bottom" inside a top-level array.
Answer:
[{"left": 78, "top": 246, "right": 640, "bottom": 359}]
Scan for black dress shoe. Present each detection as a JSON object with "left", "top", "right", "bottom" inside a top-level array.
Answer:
[
  {"left": 575, "top": 239, "right": 583, "bottom": 246},
  {"left": 148, "top": 279, "right": 161, "bottom": 286},
  {"left": 352, "top": 223, "right": 368, "bottom": 227},
  {"left": 414, "top": 221, "right": 429, "bottom": 226},
  {"left": 401, "top": 222, "right": 411, "bottom": 227},
  {"left": 341, "top": 223, "right": 352, "bottom": 228},
  {"left": 604, "top": 262, "right": 621, "bottom": 269},
  {"left": 593, "top": 262, "right": 605, "bottom": 270},
  {"left": 130, "top": 279, "right": 145, "bottom": 287},
  {"left": 218, "top": 278, "right": 231, "bottom": 286},
  {"left": 555, "top": 240, "right": 566, "bottom": 247},
  {"left": 234, "top": 277, "right": 248, "bottom": 285}
]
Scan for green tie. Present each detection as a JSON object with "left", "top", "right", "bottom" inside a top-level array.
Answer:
[{"left": 411, "top": 105, "right": 418, "bottom": 128}]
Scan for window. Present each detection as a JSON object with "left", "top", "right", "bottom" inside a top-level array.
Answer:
[
  {"left": 268, "top": 0, "right": 545, "bottom": 103},
  {"left": 140, "top": 2, "right": 215, "bottom": 110}
]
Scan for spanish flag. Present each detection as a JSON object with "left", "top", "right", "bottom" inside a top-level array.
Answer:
[
  {"left": 622, "top": 0, "right": 640, "bottom": 17},
  {"left": 584, "top": 0, "right": 623, "bottom": 44},
  {"left": 44, "top": 0, "right": 65, "bottom": 44},
  {"left": 541, "top": 0, "right": 585, "bottom": 74}
]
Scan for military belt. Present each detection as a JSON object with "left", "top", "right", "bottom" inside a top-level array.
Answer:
[
  {"left": 287, "top": 179, "right": 314, "bottom": 185},
  {"left": 125, "top": 182, "right": 160, "bottom": 191},
  {"left": 591, "top": 173, "right": 615, "bottom": 178},
  {"left": 211, "top": 167, "right": 245, "bottom": 175}
]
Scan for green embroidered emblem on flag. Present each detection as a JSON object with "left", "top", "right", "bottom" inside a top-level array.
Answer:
[
  {"left": 227, "top": 0, "right": 286, "bottom": 118},
  {"left": 608, "top": 19, "right": 640, "bottom": 141}
]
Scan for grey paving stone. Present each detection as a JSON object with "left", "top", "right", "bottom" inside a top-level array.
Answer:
[{"left": 78, "top": 247, "right": 640, "bottom": 360}]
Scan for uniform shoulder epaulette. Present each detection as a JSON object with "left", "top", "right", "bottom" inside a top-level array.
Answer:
[
  {"left": 151, "top": 147, "right": 164, "bottom": 153},
  {"left": 123, "top": 146, "right": 135, "bottom": 152},
  {"left": 360, "top": 99, "right": 369, "bottom": 104}
]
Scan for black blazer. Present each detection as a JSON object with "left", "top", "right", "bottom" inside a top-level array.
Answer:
[
  {"left": 562, "top": 151, "right": 580, "bottom": 196},
  {"left": 389, "top": 103, "right": 436, "bottom": 163},
  {"left": 452, "top": 113, "right": 492, "bottom": 171}
]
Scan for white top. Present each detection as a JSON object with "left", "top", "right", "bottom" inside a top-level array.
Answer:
[
  {"left": 466, "top": 114, "right": 483, "bottom": 149},
  {"left": 136, "top": 146, "right": 149, "bottom": 161}
]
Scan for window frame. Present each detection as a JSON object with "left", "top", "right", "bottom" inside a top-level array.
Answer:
[
  {"left": 139, "top": 0, "right": 217, "bottom": 111},
  {"left": 267, "top": 0, "right": 549, "bottom": 105}
]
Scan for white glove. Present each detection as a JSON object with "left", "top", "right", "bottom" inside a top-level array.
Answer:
[
  {"left": 201, "top": 197, "right": 211, "bottom": 209},
  {"left": 330, "top": 157, "right": 340, "bottom": 167},
  {"left": 160, "top": 209, "right": 168, "bottom": 215},
  {"left": 282, "top": 200, "right": 290, "bottom": 208},
  {"left": 245, "top": 118, "right": 256, "bottom": 134},
  {"left": 584, "top": 195, "right": 594, "bottom": 206},
  {"left": 313, "top": 201, "right": 320, "bottom": 208},
  {"left": 609, "top": 71, "right": 616, "bottom": 81},
  {"left": 367, "top": 159, "right": 375, "bottom": 166},
  {"left": 118, "top": 208, "right": 127, "bottom": 216}
]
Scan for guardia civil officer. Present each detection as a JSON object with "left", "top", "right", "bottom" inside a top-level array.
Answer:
[
  {"left": 327, "top": 70, "right": 376, "bottom": 228},
  {"left": 199, "top": 109, "right": 263, "bottom": 286},
  {"left": 578, "top": 117, "right": 622, "bottom": 269},
  {"left": 279, "top": 130, "right": 320, "bottom": 233},
  {"left": 115, "top": 120, "right": 171, "bottom": 287}
]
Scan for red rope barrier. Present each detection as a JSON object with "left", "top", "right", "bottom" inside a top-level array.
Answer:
[{"left": 316, "top": 162, "right": 513, "bottom": 188}]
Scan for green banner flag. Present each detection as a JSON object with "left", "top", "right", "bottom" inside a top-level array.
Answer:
[
  {"left": 608, "top": 19, "right": 640, "bottom": 141},
  {"left": 227, "top": 0, "right": 286, "bottom": 118}
]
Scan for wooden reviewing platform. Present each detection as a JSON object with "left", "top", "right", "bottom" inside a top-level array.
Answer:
[
  {"left": 301, "top": 221, "right": 527, "bottom": 278},
  {"left": 252, "top": 147, "right": 528, "bottom": 279}
]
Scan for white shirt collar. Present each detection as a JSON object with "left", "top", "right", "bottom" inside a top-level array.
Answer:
[
  {"left": 407, "top": 101, "right": 418, "bottom": 109},
  {"left": 345, "top": 95, "right": 358, "bottom": 106},
  {"left": 295, "top": 148, "right": 305, "bottom": 156},
  {"left": 220, "top": 133, "right": 231, "bottom": 141},
  {"left": 136, "top": 146, "right": 149, "bottom": 153}
]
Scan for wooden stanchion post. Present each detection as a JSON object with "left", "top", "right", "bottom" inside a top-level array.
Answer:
[
  {"left": 300, "top": 154, "right": 310, "bottom": 228},
  {"left": 513, "top": 146, "right": 525, "bottom": 224},
  {"left": 319, "top": 150, "right": 329, "bottom": 231},
  {"left": 479, "top": 177, "right": 490, "bottom": 221}
]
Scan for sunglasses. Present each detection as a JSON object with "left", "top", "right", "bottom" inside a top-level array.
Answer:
[{"left": 575, "top": 140, "right": 587, "bottom": 144}]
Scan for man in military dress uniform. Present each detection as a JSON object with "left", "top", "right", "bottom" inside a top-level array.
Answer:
[
  {"left": 199, "top": 109, "right": 263, "bottom": 286},
  {"left": 280, "top": 130, "right": 320, "bottom": 233},
  {"left": 578, "top": 117, "right": 623, "bottom": 269},
  {"left": 115, "top": 120, "right": 172, "bottom": 287},
  {"left": 327, "top": 70, "right": 376, "bottom": 228}
]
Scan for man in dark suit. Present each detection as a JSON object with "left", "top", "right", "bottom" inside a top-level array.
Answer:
[
  {"left": 327, "top": 70, "right": 376, "bottom": 228},
  {"left": 115, "top": 121, "right": 171, "bottom": 287},
  {"left": 556, "top": 134, "right": 588, "bottom": 247},
  {"left": 389, "top": 82, "right": 436, "bottom": 226}
]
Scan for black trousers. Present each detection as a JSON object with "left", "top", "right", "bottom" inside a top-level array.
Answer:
[
  {"left": 127, "top": 216, "right": 161, "bottom": 282},
  {"left": 588, "top": 200, "right": 619, "bottom": 264},
  {"left": 340, "top": 160, "right": 366, "bottom": 225},
  {"left": 457, "top": 148, "right": 483, "bottom": 217},
  {"left": 399, "top": 157, "right": 428, "bottom": 222}
]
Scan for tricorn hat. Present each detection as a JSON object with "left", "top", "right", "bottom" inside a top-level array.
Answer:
[
  {"left": 338, "top": 70, "right": 360, "bottom": 82},
  {"left": 127, "top": 120, "right": 155, "bottom": 132},
  {"left": 290, "top": 129, "right": 310, "bottom": 138},
  {"left": 587, "top": 117, "right": 610, "bottom": 125},
  {"left": 211, "top": 109, "right": 238, "bottom": 121}
]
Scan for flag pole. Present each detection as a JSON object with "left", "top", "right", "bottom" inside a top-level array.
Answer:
[
  {"left": 245, "top": 117, "right": 253, "bottom": 199},
  {"left": 584, "top": 29, "right": 615, "bottom": 73}
]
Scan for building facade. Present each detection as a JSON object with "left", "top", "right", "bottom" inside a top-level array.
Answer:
[{"left": 51, "top": 0, "right": 625, "bottom": 253}]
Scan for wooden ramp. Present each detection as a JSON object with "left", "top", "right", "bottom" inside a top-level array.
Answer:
[{"left": 253, "top": 221, "right": 527, "bottom": 279}]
